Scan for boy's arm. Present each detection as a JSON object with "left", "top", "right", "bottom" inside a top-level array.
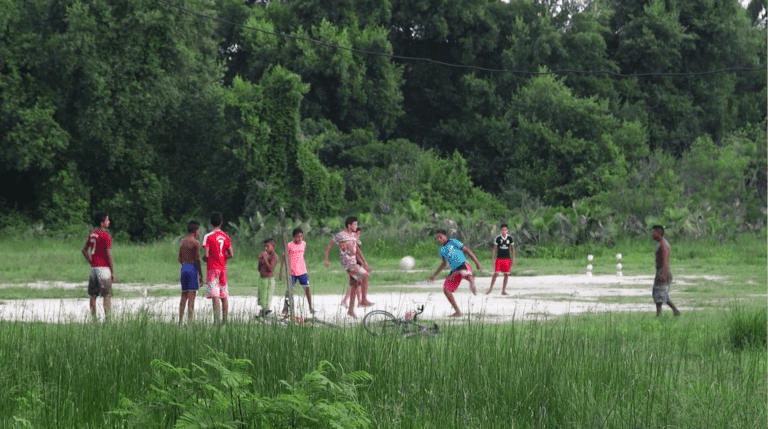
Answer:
[
  {"left": 268, "top": 253, "right": 278, "bottom": 270},
  {"left": 428, "top": 259, "right": 447, "bottom": 281},
  {"left": 226, "top": 244, "right": 234, "bottom": 259},
  {"left": 463, "top": 246, "right": 483, "bottom": 271},
  {"left": 203, "top": 246, "right": 209, "bottom": 263},
  {"left": 195, "top": 242, "right": 203, "bottom": 280},
  {"left": 81, "top": 237, "right": 92, "bottom": 264},
  {"left": 106, "top": 248, "right": 115, "bottom": 282},
  {"left": 323, "top": 240, "right": 334, "bottom": 267},
  {"left": 178, "top": 241, "right": 183, "bottom": 264},
  {"left": 511, "top": 243, "right": 515, "bottom": 264},
  {"left": 490, "top": 245, "right": 497, "bottom": 263}
]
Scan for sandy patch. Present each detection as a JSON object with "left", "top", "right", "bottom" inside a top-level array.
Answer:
[{"left": 0, "top": 274, "right": 711, "bottom": 324}]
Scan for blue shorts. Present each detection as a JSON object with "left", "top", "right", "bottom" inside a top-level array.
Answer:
[
  {"left": 291, "top": 273, "right": 310, "bottom": 289},
  {"left": 180, "top": 263, "right": 199, "bottom": 291}
]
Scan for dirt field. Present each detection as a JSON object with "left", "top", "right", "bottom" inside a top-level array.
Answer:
[{"left": 0, "top": 274, "right": 702, "bottom": 324}]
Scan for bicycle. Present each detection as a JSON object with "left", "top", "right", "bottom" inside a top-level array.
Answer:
[{"left": 362, "top": 305, "right": 439, "bottom": 338}]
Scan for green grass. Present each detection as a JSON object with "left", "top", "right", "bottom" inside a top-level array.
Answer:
[
  {"left": 0, "top": 233, "right": 765, "bottom": 300},
  {"left": 0, "top": 232, "right": 765, "bottom": 427},
  {"left": 0, "top": 309, "right": 764, "bottom": 428}
]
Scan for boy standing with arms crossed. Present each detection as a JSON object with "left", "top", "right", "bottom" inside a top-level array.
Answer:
[
  {"left": 203, "top": 212, "right": 233, "bottom": 325},
  {"left": 257, "top": 238, "right": 278, "bottom": 317},
  {"left": 427, "top": 229, "right": 482, "bottom": 317},
  {"left": 178, "top": 220, "right": 203, "bottom": 324},
  {"left": 486, "top": 224, "right": 514, "bottom": 295},
  {"left": 81, "top": 211, "right": 115, "bottom": 320}
]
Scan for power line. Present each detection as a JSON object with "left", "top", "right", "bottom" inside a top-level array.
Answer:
[{"left": 155, "top": 0, "right": 766, "bottom": 78}]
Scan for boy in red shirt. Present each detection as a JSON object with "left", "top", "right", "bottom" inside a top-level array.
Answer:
[
  {"left": 81, "top": 211, "right": 115, "bottom": 320},
  {"left": 203, "top": 212, "right": 233, "bottom": 325}
]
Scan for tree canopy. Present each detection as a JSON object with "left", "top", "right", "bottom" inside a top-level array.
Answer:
[{"left": 1, "top": 0, "right": 764, "bottom": 239}]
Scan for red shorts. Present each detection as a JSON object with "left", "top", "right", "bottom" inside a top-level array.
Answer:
[
  {"left": 494, "top": 257, "right": 511, "bottom": 273},
  {"left": 443, "top": 264, "right": 472, "bottom": 292},
  {"left": 206, "top": 269, "right": 229, "bottom": 299}
]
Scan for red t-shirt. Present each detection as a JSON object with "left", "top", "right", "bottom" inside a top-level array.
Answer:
[
  {"left": 203, "top": 230, "right": 231, "bottom": 271},
  {"left": 86, "top": 229, "right": 112, "bottom": 267}
]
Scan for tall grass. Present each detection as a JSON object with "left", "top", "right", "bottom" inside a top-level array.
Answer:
[{"left": 1, "top": 308, "right": 764, "bottom": 428}]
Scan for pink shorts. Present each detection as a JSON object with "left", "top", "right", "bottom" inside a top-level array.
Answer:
[
  {"left": 205, "top": 269, "right": 229, "bottom": 299},
  {"left": 494, "top": 258, "right": 511, "bottom": 274},
  {"left": 443, "top": 264, "right": 472, "bottom": 292}
]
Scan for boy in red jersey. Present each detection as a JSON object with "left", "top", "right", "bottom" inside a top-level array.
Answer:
[
  {"left": 203, "top": 212, "right": 233, "bottom": 325},
  {"left": 81, "top": 211, "right": 115, "bottom": 320}
]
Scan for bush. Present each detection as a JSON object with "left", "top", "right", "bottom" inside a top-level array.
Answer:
[{"left": 109, "top": 348, "right": 372, "bottom": 428}]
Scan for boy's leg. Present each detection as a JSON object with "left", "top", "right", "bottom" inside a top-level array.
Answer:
[
  {"left": 89, "top": 295, "right": 98, "bottom": 316},
  {"left": 266, "top": 278, "right": 274, "bottom": 312},
  {"left": 444, "top": 289, "right": 461, "bottom": 317},
  {"left": 667, "top": 300, "right": 680, "bottom": 316},
  {"left": 103, "top": 295, "right": 111, "bottom": 317},
  {"left": 487, "top": 272, "right": 499, "bottom": 294},
  {"left": 303, "top": 287, "right": 313, "bottom": 314},
  {"left": 461, "top": 271, "right": 476, "bottom": 295},
  {"left": 444, "top": 272, "right": 463, "bottom": 316},
  {"left": 188, "top": 290, "right": 196, "bottom": 321},
  {"left": 347, "top": 280, "right": 358, "bottom": 318},
  {"left": 179, "top": 291, "right": 188, "bottom": 323},
  {"left": 341, "top": 284, "right": 352, "bottom": 307},
  {"left": 212, "top": 297, "right": 221, "bottom": 323},
  {"left": 221, "top": 297, "right": 228, "bottom": 324},
  {"left": 655, "top": 302, "right": 662, "bottom": 316},
  {"left": 360, "top": 274, "right": 373, "bottom": 306},
  {"left": 501, "top": 273, "right": 509, "bottom": 295}
]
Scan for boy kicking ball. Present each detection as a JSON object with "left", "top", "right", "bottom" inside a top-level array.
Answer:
[{"left": 427, "top": 229, "right": 483, "bottom": 317}]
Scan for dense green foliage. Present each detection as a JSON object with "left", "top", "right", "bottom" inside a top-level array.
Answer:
[
  {"left": 1, "top": 309, "right": 764, "bottom": 428},
  {"left": 1, "top": 0, "right": 765, "bottom": 240}
]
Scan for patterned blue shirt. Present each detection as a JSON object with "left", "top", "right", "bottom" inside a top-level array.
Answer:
[{"left": 439, "top": 238, "right": 466, "bottom": 270}]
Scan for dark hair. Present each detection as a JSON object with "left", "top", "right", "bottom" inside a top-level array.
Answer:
[
  {"left": 652, "top": 225, "right": 664, "bottom": 236},
  {"left": 435, "top": 229, "right": 447, "bottom": 236},
  {"left": 500, "top": 224, "right": 508, "bottom": 229},
  {"left": 292, "top": 227, "right": 303, "bottom": 237},
  {"left": 93, "top": 211, "right": 109, "bottom": 226},
  {"left": 263, "top": 238, "right": 276, "bottom": 245},
  {"left": 210, "top": 212, "right": 223, "bottom": 227},
  {"left": 187, "top": 220, "right": 200, "bottom": 233},
  {"left": 344, "top": 216, "right": 357, "bottom": 228}
]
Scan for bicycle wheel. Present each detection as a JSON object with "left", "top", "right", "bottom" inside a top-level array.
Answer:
[{"left": 363, "top": 310, "right": 400, "bottom": 336}]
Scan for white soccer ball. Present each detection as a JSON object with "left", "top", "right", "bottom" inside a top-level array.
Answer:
[
  {"left": 615, "top": 263, "right": 622, "bottom": 270},
  {"left": 587, "top": 254, "right": 594, "bottom": 261},
  {"left": 615, "top": 253, "right": 622, "bottom": 260},
  {"left": 586, "top": 271, "right": 593, "bottom": 277},
  {"left": 586, "top": 264, "right": 593, "bottom": 271},
  {"left": 400, "top": 256, "right": 415, "bottom": 270}
]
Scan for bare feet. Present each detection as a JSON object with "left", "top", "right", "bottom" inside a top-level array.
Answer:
[
  {"left": 360, "top": 301, "right": 375, "bottom": 307},
  {"left": 485, "top": 288, "right": 493, "bottom": 295},
  {"left": 341, "top": 301, "right": 348, "bottom": 308},
  {"left": 347, "top": 311, "right": 357, "bottom": 319},
  {"left": 501, "top": 291, "right": 508, "bottom": 295},
  {"left": 449, "top": 312, "right": 462, "bottom": 318},
  {"left": 469, "top": 284, "right": 476, "bottom": 295}
]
